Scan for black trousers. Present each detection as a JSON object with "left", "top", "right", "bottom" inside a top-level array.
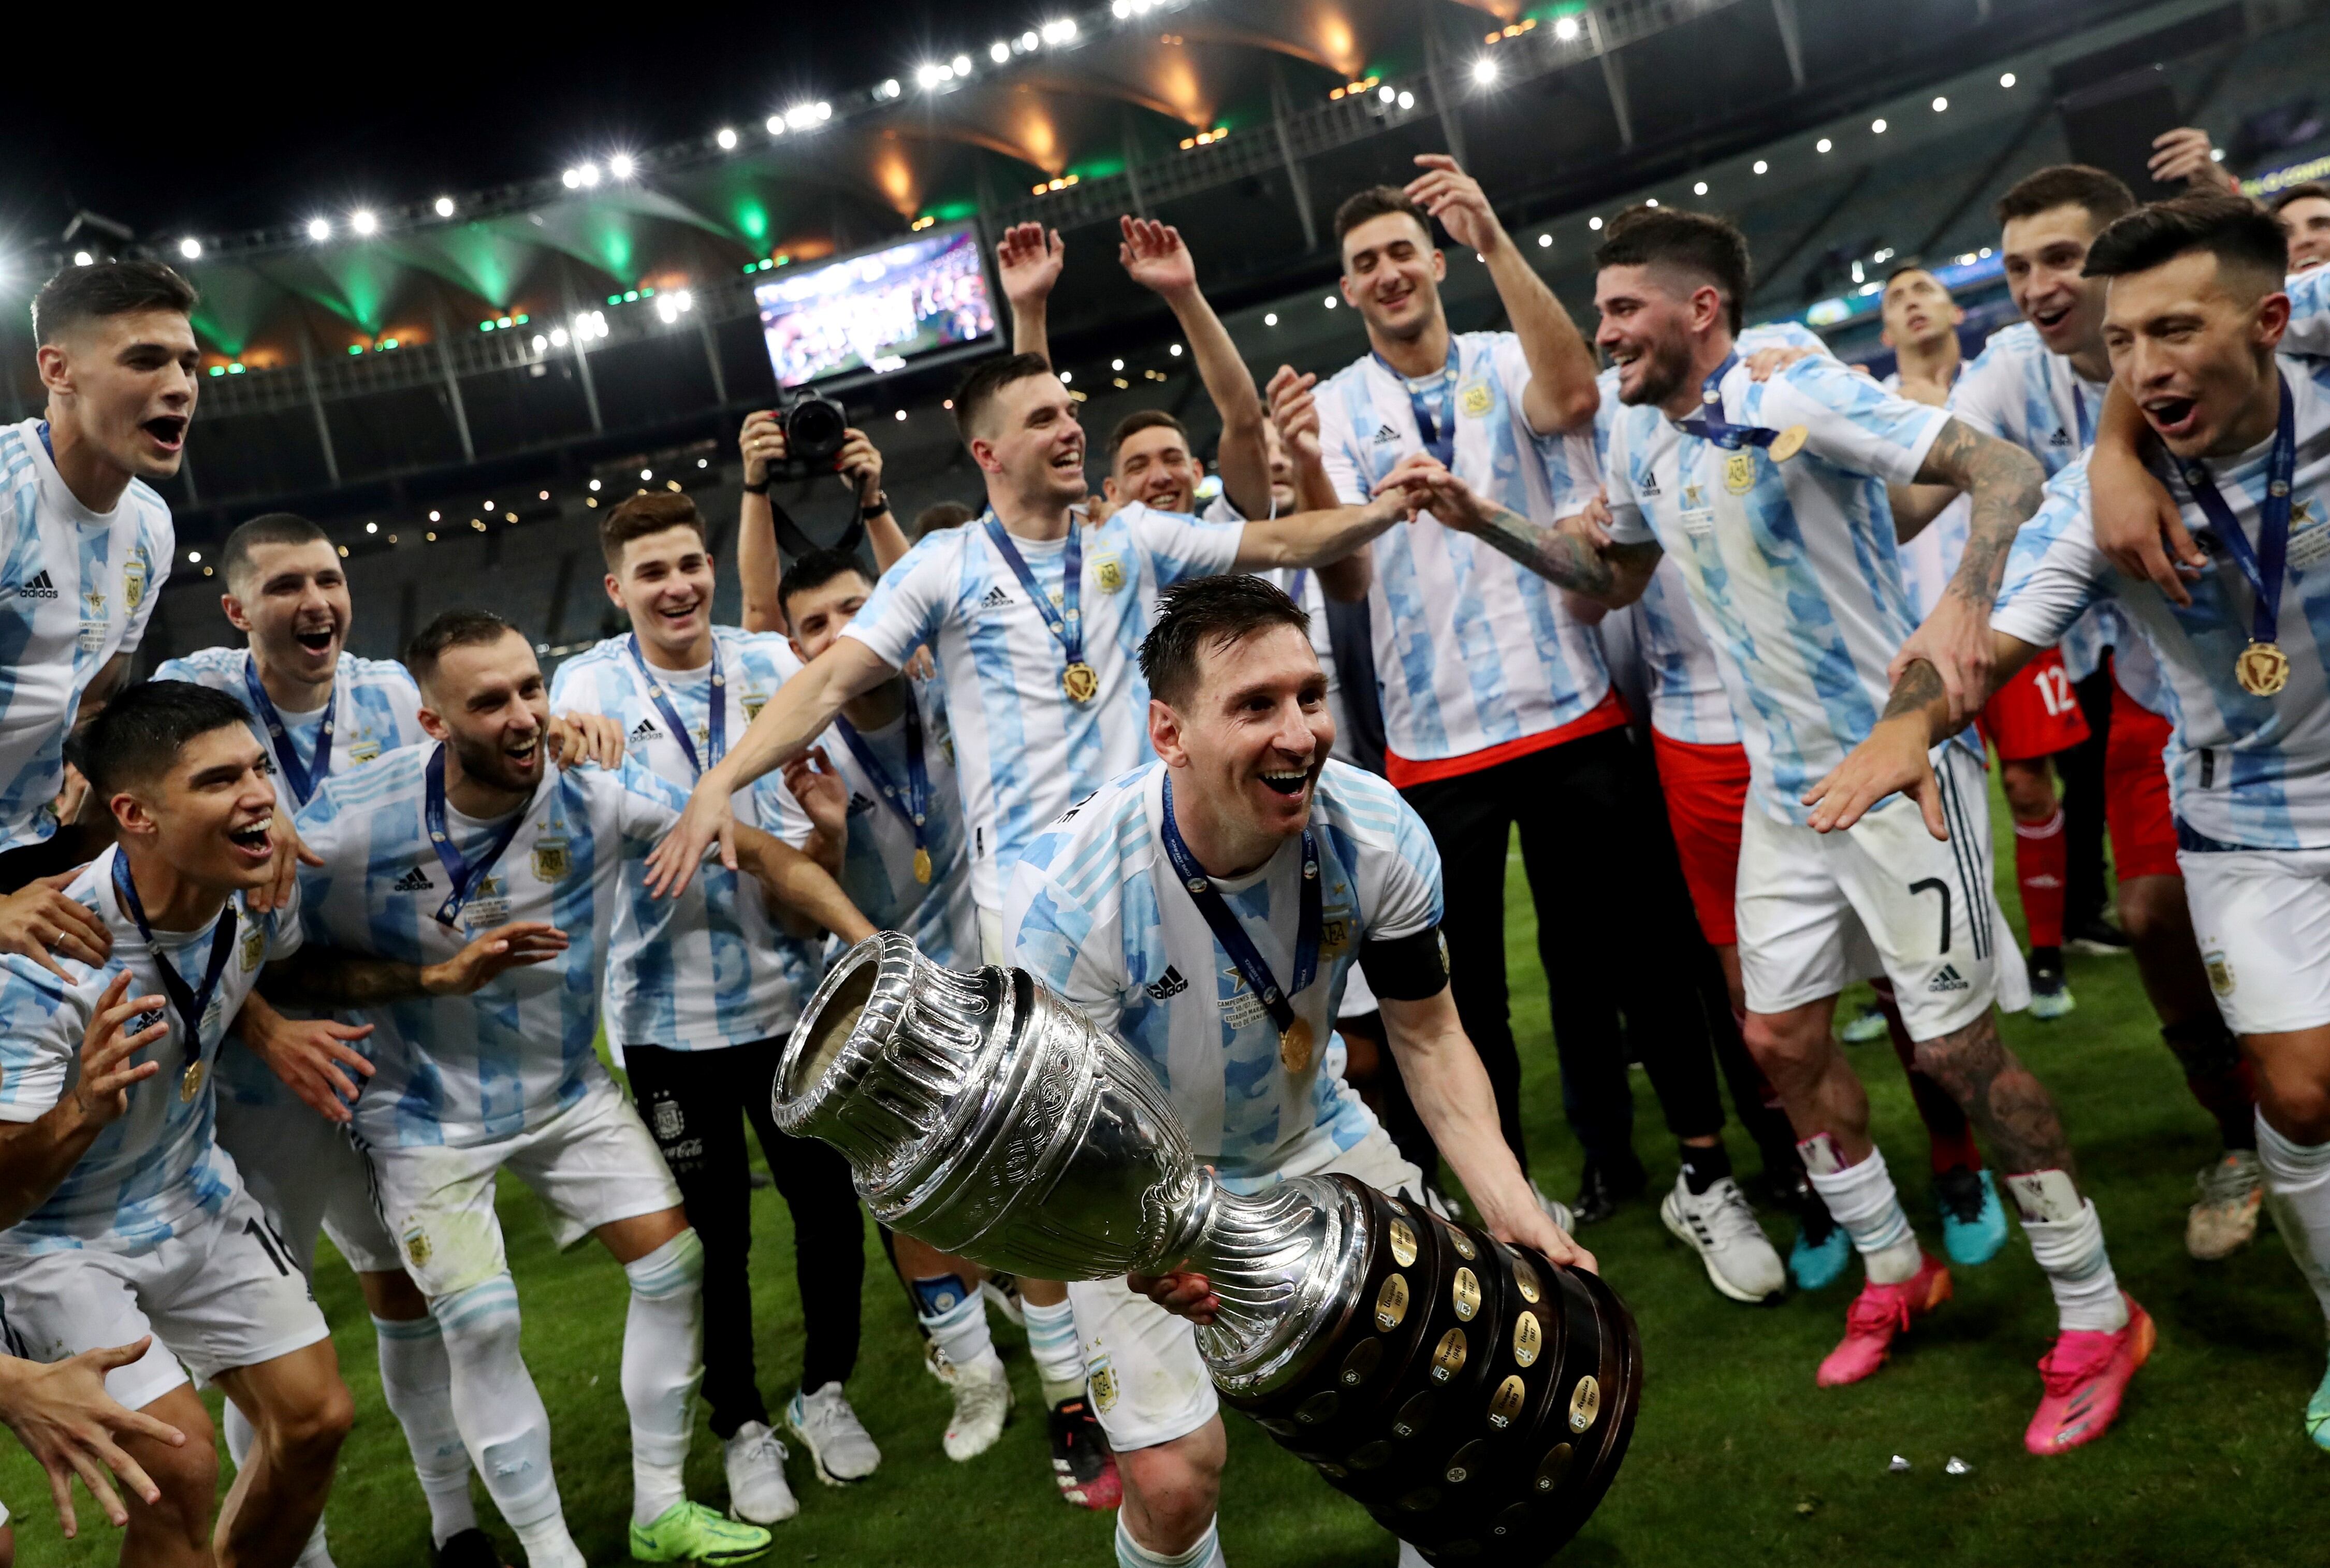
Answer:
[
  {"left": 1400, "top": 728, "right": 1764, "bottom": 1178},
  {"left": 2061, "top": 662, "right": 2117, "bottom": 931},
  {"left": 626, "top": 1037, "right": 865, "bottom": 1438}
]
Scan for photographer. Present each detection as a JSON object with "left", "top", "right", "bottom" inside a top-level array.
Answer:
[{"left": 736, "top": 412, "right": 909, "bottom": 635}]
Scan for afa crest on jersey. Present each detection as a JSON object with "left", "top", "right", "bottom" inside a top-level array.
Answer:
[
  {"left": 532, "top": 835, "right": 571, "bottom": 883},
  {"left": 1724, "top": 451, "right": 1757, "bottom": 495},
  {"left": 122, "top": 548, "right": 150, "bottom": 611},
  {"left": 240, "top": 922, "right": 267, "bottom": 973},
  {"left": 1459, "top": 380, "right": 1494, "bottom": 418},
  {"left": 1091, "top": 555, "right": 1127, "bottom": 593}
]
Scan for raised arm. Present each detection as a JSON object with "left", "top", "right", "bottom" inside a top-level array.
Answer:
[
  {"left": 1409, "top": 468, "right": 1661, "bottom": 607},
  {"left": 737, "top": 411, "right": 788, "bottom": 633},
  {"left": 1116, "top": 217, "right": 1273, "bottom": 520},
  {"left": 997, "top": 223, "right": 1065, "bottom": 364},
  {"left": 1405, "top": 155, "right": 1597, "bottom": 434},
  {"left": 644, "top": 636, "right": 898, "bottom": 899},
  {"left": 729, "top": 822, "right": 877, "bottom": 945},
  {"left": 1884, "top": 419, "right": 2047, "bottom": 723},
  {"left": 1266, "top": 366, "right": 1371, "bottom": 600},
  {"left": 259, "top": 921, "right": 571, "bottom": 1009},
  {"left": 1231, "top": 452, "right": 1437, "bottom": 572}
]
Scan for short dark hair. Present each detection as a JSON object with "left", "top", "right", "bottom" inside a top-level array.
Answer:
[
  {"left": 1593, "top": 206, "right": 1751, "bottom": 334},
  {"left": 1333, "top": 185, "right": 1435, "bottom": 251},
  {"left": 2083, "top": 193, "right": 2292, "bottom": 290},
  {"left": 1109, "top": 408, "right": 1190, "bottom": 462},
  {"left": 1139, "top": 574, "right": 1310, "bottom": 707},
  {"left": 32, "top": 259, "right": 199, "bottom": 345},
  {"left": 2271, "top": 182, "right": 2330, "bottom": 214},
  {"left": 910, "top": 500, "right": 976, "bottom": 542},
  {"left": 80, "top": 680, "right": 253, "bottom": 801},
  {"left": 601, "top": 491, "right": 708, "bottom": 571},
  {"left": 1883, "top": 263, "right": 1947, "bottom": 292},
  {"left": 1996, "top": 165, "right": 2136, "bottom": 231},
  {"left": 405, "top": 609, "right": 521, "bottom": 692},
  {"left": 776, "top": 547, "right": 872, "bottom": 625},
  {"left": 953, "top": 352, "right": 1056, "bottom": 443},
  {"left": 220, "top": 513, "right": 328, "bottom": 592}
]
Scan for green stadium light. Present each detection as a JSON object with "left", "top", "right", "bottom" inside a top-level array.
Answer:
[
  {"left": 209, "top": 365, "right": 225, "bottom": 377},
  {"left": 608, "top": 294, "right": 622, "bottom": 305},
  {"left": 623, "top": 291, "right": 638, "bottom": 302},
  {"left": 639, "top": 286, "right": 654, "bottom": 297},
  {"left": 228, "top": 362, "right": 245, "bottom": 373},
  {"left": 481, "top": 320, "right": 496, "bottom": 331},
  {"left": 514, "top": 314, "right": 528, "bottom": 324},
  {"left": 347, "top": 344, "right": 363, "bottom": 355},
  {"left": 497, "top": 316, "right": 513, "bottom": 328}
]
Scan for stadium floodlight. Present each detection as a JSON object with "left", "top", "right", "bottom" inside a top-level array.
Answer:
[
  {"left": 435, "top": 195, "right": 457, "bottom": 216},
  {"left": 1397, "top": 90, "right": 1415, "bottom": 109},
  {"left": 676, "top": 289, "right": 693, "bottom": 311},
  {"left": 1378, "top": 85, "right": 1394, "bottom": 103},
  {"left": 1932, "top": 96, "right": 1948, "bottom": 112},
  {"left": 1588, "top": 215, "right": 1604, "bottom": 230},
  {"left": 563, "top": 168, "right": 582, "bottom": 186},
  {"left": 1323, "top": 295, "right": 1337, "bottom": 309},
  {"left": 352, "top": 210, "right": 378, "bottom": 236},
  {"left": 1111, "top": 358, "right": 1125, "bottom": 371},
  {"left": 609, "top": 153, "right": 635, "bottom": 179},
  {"left": 990, "top": 40, "right": 1010, "bottom": 62},
  {"left": 187, "top": 550, "right": 201, "bottom": 563},
  {"left": 1263, "top": 312, "right": 1278, "bottom": 326},
  {"left": 1020, "top": 30, "right": 1038, "bottom": 49},
  {"left": 767, "top": 115, "right": 785, "bottom": 135},
  {"left": 589, "top": 478, "right": 602, "bottom": 491},
  {"left": 1554, "top": 14, "right": 1580, "bottom": 39},
  {"left": 1753, "top": 159, "right": 1768, "bottom": 174},
  {"left": 178, "top": 237, "right": 201, "bottom": 260},
  {"left": 1644, "top": 198, "right": 1658, "bottom": 208},
  {"left": 533, "top": 334, "right": 548, "bottom": 350},
  {"left": 73, "top": 250, "right": 93, "bottom": 266},
  {"left": 716, "top": 127, "right": 738, "bottom": 150},
  {"left": 656, "top": 295, "right": 679, "bottom": 323},
  {"left": 578, "top": 163, "right": 601, "bottom": 186},
  {"left": 1816, "top": 137, "right": 1832, "bottom": 153},
  {"left": 1694, "top": 181, "right": 1709, "bottom": 195},
  {"left": 1059, "top": 369, "right": 1072, "bottom": 383},
  {"left": 1537, "top": 232, "right": 1552, "bottom": 248},
  {"left": 877, "top": 78, "right": 900, "bottom": 98},
  {"left": 307, "top": 217, "right": 332, "bottom": 241},
  {"left": 550, "top": 326, "right": 571, "bottom": 346},
  {"left": 1471, "top": 57, "right": 1498, "bottom": 86},
  {"left": 783, "top": 102, "right": 829, "bottom": 130},
  {"left": 366, "top": 522, "right": 378, "bottom": 533},
  {"left": 1169, "top": 343, "right": 1183, "bottom": 357},
  {"left": 640, "top": 468, "right": 653, "bottom": 481},
  {"left": 895, "top": 409, "right": 909, "bottom": 421},
  {"left": 917, "top": 63, "right": 949, "bottom": 89},
  {"left": 1999, "top": 71, "right": 2016, "bottom": 88},
  {"left": 1870, "top": 118, "right": 1887, "bottom": 134},
  {"left": 1040, "top": 19, "right": 1076, "bottom": 45},
  {"left": 951, "top": 54, "right": 971, "bottom": 75}
]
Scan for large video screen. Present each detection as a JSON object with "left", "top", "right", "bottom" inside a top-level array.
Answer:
[{"left": 755, "top": 224, "right": 997, "bottom": 389}]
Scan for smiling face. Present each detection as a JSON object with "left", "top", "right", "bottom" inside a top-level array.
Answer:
[
  {"left": 1594, "top": 263, "right": 1713, "bottom": 410},
  {"left": 2101, "top": 248, "right": 2288, "bottom": 461},
  {"left": 2280, "top": 194, "right": 2330, "bottom": 272},
  {"left": 606, "top": 523, "right": 717, "bottom": 662},
  {"left": 2002, "top": 204, "right": 2110, "bottom": 359},
  {"left": 1341, "top": 211, "right": 1447, "bottom": 346},
  {"left": 226, "top": 539, "right": 350, "bottom": 690},
  {"left": 1152, "top": 623, "right": 1334, "bottom": 845},
  {"left": 784, "top": 569, "right": 872, "bottom": 663},
  {"left": 418, "top": 629, "right": 550, "bottom": 795},
  {"left": 39, "top": 308, "right": 201, "bottom": 483},
  {"left": 968, "top": 371, "right": 1088, "bottom": 506},
  {"left": 1105, "top": 422, "right": 1203, "bottom": 514},
  {"left": 1880, "top": 269, "right": 1964, "bottom": 354},
  {"left": 112, "top": 724, "right": 280, "bottom": 895}
]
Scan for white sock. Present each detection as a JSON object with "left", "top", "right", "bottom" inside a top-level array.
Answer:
[
  {"left": 922, "top": 1289, "right": 1001, "bottom": 1374},
  {"left": 374, "top": 1312, "right": 479, "bottom": 1546},
  {"left": 2257, "top": 1114, "right": 2330, "bottom": 1322},
  {"left": 622, "top": 1231, "right": 706, "bottom": 1528},
  {"left": 1802, "top": 1141, "right": 1923, "bottom": 1285},
  {"left": 224, "top": 1396, "right": 336, "bottom": 1566},
  {"left": 1116, "top": 1512, "right": 1227, "bottom": 1567},
  {"left": 2003, "top": 1170, "right": 2127, "bottom": 1333},
  {"left": 1023, "top": 1297, "right": 1086, "bottom": 1408},
  {"left": 434, "top": 1274, "right": 571, "bottom": 1556}
]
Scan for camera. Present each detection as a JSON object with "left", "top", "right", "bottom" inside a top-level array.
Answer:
[{"left": 781, "top": 391, "right": 849, "bottom": 468}]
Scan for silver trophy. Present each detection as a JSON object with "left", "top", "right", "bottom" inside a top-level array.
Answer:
[{"left": 775, "top": 932, "right": 1639, "bottom": 1564}]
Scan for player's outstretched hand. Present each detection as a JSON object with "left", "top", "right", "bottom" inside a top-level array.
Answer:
[
  {"left": 1887, "top": 597, "right": 1992, "bottom": 729},
  {"left": 1128, "top": 1268, "right": 1221, "bottom": 1326},
  {"left": 780, "top": 747, "right": 851, "bottom": 839},
  {"left": 423, "top": 921, "right": 569, "bottom": 996},
  {"left": 0, "top": 1339, "right": 186, "bottom": 1538},
  {"left": 241, "top": 1001, "right": 375, "bottom": 1124},
  {"left": 72, "top": 973, "right": 168, "bottom": 1128},
  {"left": 996, "top": 223, "right": 1065, "bottom": 308},
  {"left": 1265, "top": 366, "right": 1323, "bottom": 461},
  {"left": 1404, "top": 154, "right": 1506, "bottom": 255},
  {"left": 646, "top": 786, "right": 738, "bottom": 900},
  {"left": 2090, "top": 442, "right": 2204, "bottom": 607},
  {"left": 547, "top": 711, "right": 624, "bottom": 771},
  {"left": 1742, "top": 343, "right": 1819, "bottom": 382},
  {"left": 1481, "top": 1199, "right": 1598, "bottom": 1277},
  {"left": 1803, "top": 716, "right": 1945, "bottom": 837},
  {"left": 1118, "top": 216, "right": 1196, "bottom": 297},
  {"left": 0, "top": 872, "right": 110, "bottom": 980},
  {"left": 1388, "top": 457, "right": 1478, "bottom": 529}
]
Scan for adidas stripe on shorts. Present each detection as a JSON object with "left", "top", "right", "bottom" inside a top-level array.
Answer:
[{"left": 1735, "top": 743, "right": 2030, "bottom": 1041}]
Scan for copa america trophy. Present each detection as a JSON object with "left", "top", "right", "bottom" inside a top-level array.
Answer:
[{"left": 773, "top": 932, "right": 1641, "bottom": 1563}]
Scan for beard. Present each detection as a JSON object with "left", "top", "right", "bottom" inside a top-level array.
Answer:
[
  {"left": 1621, "top": 335, "right": 1697, "bottom": 408},
  {"left": 450, "top": 727, "right": 538, "bottom": 795}
]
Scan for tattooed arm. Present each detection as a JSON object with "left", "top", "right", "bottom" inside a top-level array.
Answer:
[
  {"left": 1415, "top": 471, "right": 1662, "bottom": 607},
  {"left": 260, "top": 922, "right": 573, "bottom": 1007},
  {"left": 1884, "top": 419, "right": 2047, "bottom": 725}
]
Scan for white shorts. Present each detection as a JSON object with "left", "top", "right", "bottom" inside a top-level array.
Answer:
[
  {"left": 215, "top": 1095, "right": 403, "bottom": 1276},
  {"left": 2180, "top": 845, "right": 2330, "bottom": 1036},
  {"left": 1071, "top": 1126, "right": 1425, "bottom": 1453},
  {"left": 1736, "top": 744, "right": 2029, "bottom": 1041},
  {"left": 360, "top": 1071, "right": 682, "bottom": 1300},
  {"left": 978, "top": 904, "right": 1005, "bottom": 968},
  {"left": 0, "top": 1181, "right": 330, "bottom": 1413}
]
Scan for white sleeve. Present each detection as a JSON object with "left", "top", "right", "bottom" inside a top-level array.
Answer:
[
  {"left": 609, "top": 762, "right": 688, "bottom": 848},
  {"left": 1003, "top": 850, "right": 1128, "bottom": 1040},
  {"left": 838, "top": 540, "right": 947, "bottom": 670},
  {"left": 546, "top": 657, "right": 592, "bottom": 714},
  {"left": 1990, "top": 475, "right": 2111, "bottom": 650},
  {"left": 1943, "top": 342, "right": 2019, "bottom": 442},
  {"left": 2284, "top": 267, "right": 2330, "bottom": 360},
  {"left": 1362, "top": 794, "right": 1446, "bottom": 940},
  {"left": 1313, "top": 381, "right": 1373, "bottom": 508},
  {"left": 1761, "top": 358, "right": 1948, "bottom": 486},
  {"left": 0, "top": 965, "right": 86, "bottom": 1123},
  {"left": 264, "top": 880, "right": 304, "bottom": 962},
  {"left": 1132, "top": 510, "right": 1246, "bottom": 587}
]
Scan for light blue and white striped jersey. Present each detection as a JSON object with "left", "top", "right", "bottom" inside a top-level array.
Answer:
[
  {"left": 0, "top": 420, "right": 171, "bottom": 852},
  {"left": 773, "top": 679, "right": 977, "bottom": 969},
  {"left": 294, "top": 745, "right": 690, "bottom": 1147},
  {"left": 1004, "top": 761, "right": 1436, "bottom": 1190},
  {"left": 840, "top": 503, "right": 1243, "bottom": 912},
  {"left": 1991, "top": 354, "right": 2330, "bottom": 851},
  {"left": 549, "top": 628, "right": 819, "bottom": 1048},
  {"left": 1315, "top": 332, "right": 1611, "bottom": 767},
  {"left": 1604, "top": 353, "right": 1952, "bottom": 824},
  {"left": 151, "top": 646, "right": 428, "bottom": 1109},
  {"left": 0, "top": 847, "right": 298, "bottom": 1254}
]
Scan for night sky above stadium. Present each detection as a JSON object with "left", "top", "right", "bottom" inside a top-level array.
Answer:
[{"left": 0, "top": 2, "right": 1043, "bottom": 250}]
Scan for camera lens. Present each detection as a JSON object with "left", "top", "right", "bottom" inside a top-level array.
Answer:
[{"left": 784, "top": 395, "right": 849, "bottom": 466}]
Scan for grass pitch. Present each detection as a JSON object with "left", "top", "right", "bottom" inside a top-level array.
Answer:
[{"left": 5, "top": 779, "right": 2325, "bottom": 1566}]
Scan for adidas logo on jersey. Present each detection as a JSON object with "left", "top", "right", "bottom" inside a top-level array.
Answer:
[
  {"left": 392, "top": 866, "right": 435, "bottom": 893},
  {"left": 1146, "top": 966, "right": 1188, "bottom": 1000},
  {"left": 1928, "top": 964, "right": 1970, "bottom": 994},
  {"left": 1637, "top": 473, "right": 1661, "bottom": 497},
  {"left": 847, "top": 792, "right": 877, "bottom": 816},
  {"left": 19, "top": 570, "right": 56, "bottom": 600},
  {"left": 630, "top": 718, "right": 660, "bottom": 741},
  {"left": 2049, "top": 427, "right": 2072, "bottom": 447},
  {"left": 980, "top": 584, "right": 1013, "bottom": 609},
  {"left": 1371, "top": 423, "right": 1401, "bottom": 444}
]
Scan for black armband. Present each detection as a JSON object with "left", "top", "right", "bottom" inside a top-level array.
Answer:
[
  {"left": 1358, "top": 925, "right": 1449, "bottom": 1002},
  {"left": 741, "top": 476, "right": 773, "bottom": 495}
]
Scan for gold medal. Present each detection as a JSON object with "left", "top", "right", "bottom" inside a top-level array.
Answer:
[
  {"left": 1278, "top": 1016, "right": 1314, "bottom": 1073},
  {"left": 180, "top": 1061, "right": 206, "bottom": 1104},
  {"left": 1767, "top": 424, "right": 1809, "bottom": 462},
  {"left": 912, "top": 847, "right": 933, "bottom": 884},
  {"left": 1061, "top": 661, "right": 1099, "bottom": 703},
  {"left": 2237, "top": 640, "right": 2290, "bottom": 697}
]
